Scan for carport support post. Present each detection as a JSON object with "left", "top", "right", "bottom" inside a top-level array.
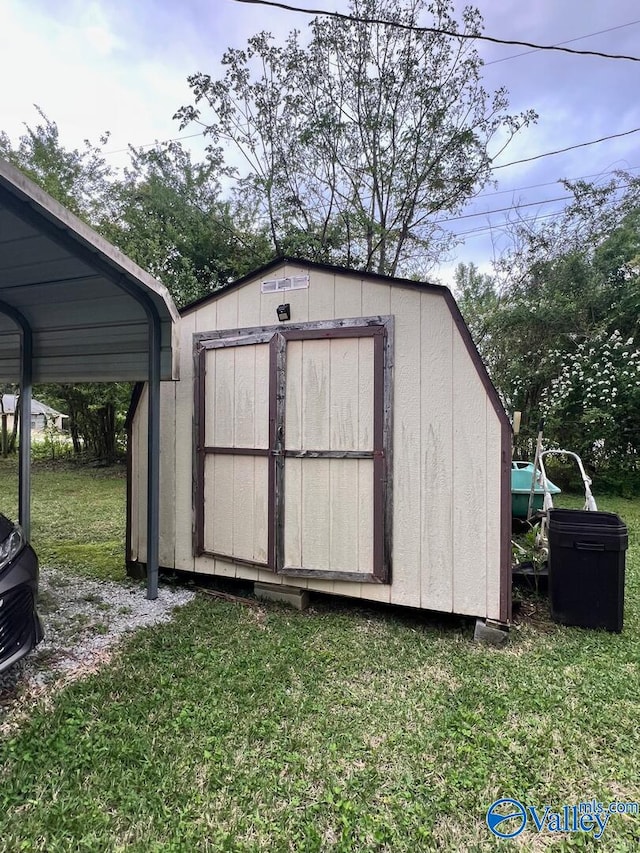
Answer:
[
  {"left": 146, "top": 306, "right": 161, "bottom": 600},
  {"left": 18, "top": 325, "right": 32, "bottom": 538},
  {"left": 0, "top": 299, "right": 32, "bottom": 539}
]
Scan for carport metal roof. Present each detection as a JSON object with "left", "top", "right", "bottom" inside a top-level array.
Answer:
[
  {"left": 0, "top": 158, "right": 178, "bottom": 383},
  {"left": 0, "top": 157, "right": 179, "bottom": 598}
]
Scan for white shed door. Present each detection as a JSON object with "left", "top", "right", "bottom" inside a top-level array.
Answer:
[
  {"left": 199, "top": 341, "right": 271, "bottom": 566},
  {"left": 282, "top": 337, "right": 376, "bottom": 579}
]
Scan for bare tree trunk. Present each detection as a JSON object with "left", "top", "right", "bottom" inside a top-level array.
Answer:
[{"left": 8, "top": 399, "right": 19, "bottom": 454}]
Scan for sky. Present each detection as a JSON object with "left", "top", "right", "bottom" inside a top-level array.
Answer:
[{"left": 1, "top": 0, "right": 639, "bottom": 286}]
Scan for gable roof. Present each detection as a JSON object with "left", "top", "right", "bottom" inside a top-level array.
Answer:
[
  {"left": 179, "top": 256, "right": 448, "bottom": 316},
  {"left": 1, "top": 393, "right": 65, "bottom": 418}
]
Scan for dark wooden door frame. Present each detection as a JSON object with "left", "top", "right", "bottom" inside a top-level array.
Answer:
[
  {"left": 193, "top": 328, "right": 274, "bottom": 569},
  {"left": 193, "top": 316, "right": 393, "bottom": 583}
]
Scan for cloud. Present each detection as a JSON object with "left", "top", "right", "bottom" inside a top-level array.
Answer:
[{"left": 1, "top": 0, "right": 639, "bottom": 283}]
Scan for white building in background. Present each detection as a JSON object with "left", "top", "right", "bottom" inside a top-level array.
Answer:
[{"left": 1, "top": 393, "right": 68, "bottom": 434}]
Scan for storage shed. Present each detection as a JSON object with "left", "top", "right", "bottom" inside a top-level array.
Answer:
[{"left": 127, "top": 258, "right": 512, "bottom": 624}]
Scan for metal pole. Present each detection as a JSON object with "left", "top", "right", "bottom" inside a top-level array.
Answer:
[
  {"left": 0, "top": 300, "right": 32, "bottom": 537},
  {"left": 146, "top": 304, "right": 162, "bottom": 600},
  {"left": 527, "top": 419, "right": 544, "bottom": 521},
  {"left": 18, "top": 325, "right": 32, "bottom": 538}
]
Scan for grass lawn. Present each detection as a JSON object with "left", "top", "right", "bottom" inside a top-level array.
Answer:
[
  {"left": 0, "top": 457, "right": 127, "bottom": 581},
  {"left": 0, "top": 461, "right": 639, "bottom": 851}
]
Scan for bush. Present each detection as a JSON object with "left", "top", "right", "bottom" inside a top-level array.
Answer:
[{"left": 543, "top": 456, "right": 640, "bottom": 498}]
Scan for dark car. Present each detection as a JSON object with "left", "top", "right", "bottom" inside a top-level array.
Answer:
[{"left": 0, "top": 513, "right": 43, "bottom": 674}]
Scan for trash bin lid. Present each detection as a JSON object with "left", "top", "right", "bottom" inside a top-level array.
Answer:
[
  {"left": 549, "top": 508, "right": 626, "bottom": 529},
  {"left": 549, "top": 509, "right": 628, "bottom": 550}
]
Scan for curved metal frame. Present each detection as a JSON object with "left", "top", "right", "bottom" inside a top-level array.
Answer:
[
  {"left": 0, "top": 194, "right": 165, "bottom": 601},
  {"left": 0, "top": 298, "right": 32, "bottom": 538}
]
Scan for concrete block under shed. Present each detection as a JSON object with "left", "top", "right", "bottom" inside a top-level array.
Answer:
[
  {"left": 254, "top": 583, "right": 309, "bottom": 611},
  {"left": 126, "top": 561, "right": 147, "bottom": 581},
  {"left": 474, "top": 618, "right": 509, "bottom": 646}
]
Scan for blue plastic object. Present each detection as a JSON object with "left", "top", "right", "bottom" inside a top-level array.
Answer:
[{"left": 511, "top": 461, "right": 561, "bottom": 518}]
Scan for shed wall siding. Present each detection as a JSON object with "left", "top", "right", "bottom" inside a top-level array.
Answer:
[
  {"left": 420, "top": 291, "right": 454, "bottom": 611},
  {"left": 452, "top": 332, "right": 488, "bottom": 616},
  {"left": 174, "top": 311, "right": 196, "bottom": 572},
  {"left": 390, "top": 286, "right": 422, "bottom": 607},
  {"left": 130, "top": 262, "right": 505, "bottom": 619},
  {"left": 485, "top": 409, "right": 504, "bottom": 621}
]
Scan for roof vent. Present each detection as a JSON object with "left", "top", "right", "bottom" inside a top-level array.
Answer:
[{"left": 261, "top": 275, "right": 309, "bottom": 294}]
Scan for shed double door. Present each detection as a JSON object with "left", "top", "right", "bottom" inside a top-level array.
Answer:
[{"left": 195, "top": 321, "right": 389, "bottom": 583}]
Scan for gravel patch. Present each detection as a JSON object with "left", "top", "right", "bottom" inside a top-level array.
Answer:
[{"left": 0, "top": 567, "right": 195, "bottom": 727}]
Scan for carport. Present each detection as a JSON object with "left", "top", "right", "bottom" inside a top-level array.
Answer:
[{"left": 0, "top": 158, "right": 178, "bottom": 599}]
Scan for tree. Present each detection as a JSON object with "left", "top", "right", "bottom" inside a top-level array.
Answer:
[
  {"left": 458, "top": 176, "right": 640, "bottom": 472},
  {"left": 102, "top": 142, "right": 272, "bottom": 308},
  {"left": 492, "top": 171, "right": 640, "bottom": 293},
  {"left": 1, "top": 112, "right": 272, "bottom": 460},
  {"left": 541, "top": 330, "right": 640, "bottom": 470},
  {"left": 454, "top": 262, "right": 500, "bottom": 351},
  {"left": 0, "top": 113, "right": 126, "bottom": 461},
  {"left": 37, "top": 382, "right": 132, "bottom": 463},
  {"left": 176, "top": 0, "right": 536, "bottom": 277},
  {"left": 2, "top": 110, "right": 272, "bottom": 308},
  {"left": 0, "top": 106, "right": 116, "bottom": 226}
]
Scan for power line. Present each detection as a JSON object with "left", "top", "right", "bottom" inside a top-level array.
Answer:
[
  {"left": 439, "top": 193, "right": 572, "bottom": 224},
  {"left": 447, "top": 189, "right": 630, "bottom": 239},
  {"left": 472, "top": 165, "right": 640, "bottom": 201},
  {"left": 100, "top": 122, "right": 639, "bottom": 220},
  {"left": 102, "top": 122, "right": 640, "bottom": 186},
  {"left": 446, "top": 178, "right": 637, "bottom": 235},
  {"left": 103, "top": 132, "right": 205, "bottom": 156},
  {"left": 491, "top": 127, "right": 640, "bottom": 171},
  {"left": 437, "top": 177, "right": 633, "bottom": 227},
  {"left": 100, "top": 127, "right": 638, "bottom": 227},
  {"left": 103, "top": 119, "right": 640, "bottom": 200},
  {"left": 452, "top": 210, "right": 566, "bottom": 239},
  {"left": 483, "top": 19, "right": 640, "bottom": 66},
  {"left": 231, "top": 0, "right": 640, "bottom": 62},
  {"left": 102, "top": 124, "right": 640, "bottom": 194}
]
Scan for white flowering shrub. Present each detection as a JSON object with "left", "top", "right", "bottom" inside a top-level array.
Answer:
[{"left": 541, "top": 330, "right": 640, "bottom": 468}]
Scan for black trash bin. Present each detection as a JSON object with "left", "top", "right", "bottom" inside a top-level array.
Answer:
[{"left": 548, "top": 509, "right": 627, "bottom": 632}]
